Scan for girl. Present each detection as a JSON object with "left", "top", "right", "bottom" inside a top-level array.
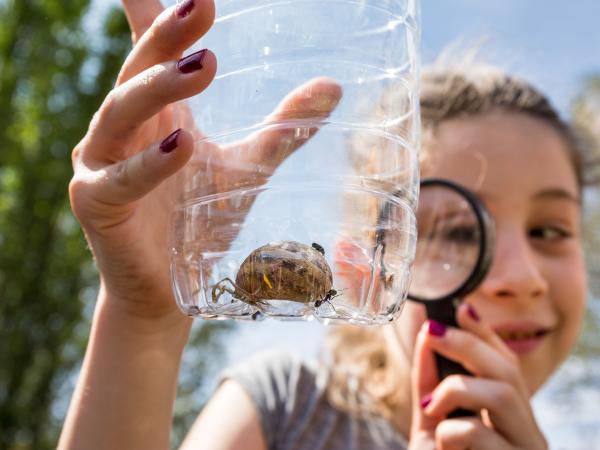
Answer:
[{"left": 58, "top": 1, "right": 595, "bottom": 449}]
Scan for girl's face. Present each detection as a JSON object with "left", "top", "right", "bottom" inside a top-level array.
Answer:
[{"left": 396, "top": 112, "right": 587, "bottom": 394}]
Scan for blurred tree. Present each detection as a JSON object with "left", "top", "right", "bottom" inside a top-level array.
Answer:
[
  {"left": 0, "top": 1, "right": 231, "bottom": 449},
  {"left": 572, "top": 74, "right": 600, "bottom": 356}
]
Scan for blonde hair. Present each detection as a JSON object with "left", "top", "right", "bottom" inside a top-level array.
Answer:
[{"left": 325, "top": 61, "right": 597, "bottom": 420}]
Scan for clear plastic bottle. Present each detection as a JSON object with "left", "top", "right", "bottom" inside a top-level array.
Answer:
[{"left": 170, "top": 0, "right": 420, "bottom": 325}]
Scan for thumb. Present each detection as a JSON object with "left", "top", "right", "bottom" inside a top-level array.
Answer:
[
  {"left": 411, "top": 322, "right": 442, "bottom": 437},
  {"left": 95, "top": 128, "right": 194, "bottom": 205},
  {"left": 238, "top": 77, "right": 343, "bottom": 169}
]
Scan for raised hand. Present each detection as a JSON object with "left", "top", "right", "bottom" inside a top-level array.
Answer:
[
  {"left": 408, "top": 303, "right": 548, "bottom": 450},
  {"left": 70, "top": 0, "right": 341, "bottom": 320}
]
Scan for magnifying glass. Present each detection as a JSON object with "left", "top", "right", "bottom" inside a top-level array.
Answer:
[{"left": 378, "top": 178, "right": 495, "bottom": 417}]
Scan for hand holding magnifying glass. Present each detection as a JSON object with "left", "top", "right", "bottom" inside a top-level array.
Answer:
[{"left": 378, "top": 178, "right": 495, "bottom": 418}]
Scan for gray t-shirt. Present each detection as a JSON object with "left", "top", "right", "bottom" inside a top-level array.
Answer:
[{"left": 220, "top": 350, "right": 408, "bottom": 450}]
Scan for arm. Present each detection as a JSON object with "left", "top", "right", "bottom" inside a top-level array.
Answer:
[
  {"left": 58, "top": 287, "right": 192, "bottom": 450},
  {"left": 58, "top": 3, "right": 217, "bottom": 446},
  {"left": 180, "top": 380, "right": 268, "bottom": 450}
]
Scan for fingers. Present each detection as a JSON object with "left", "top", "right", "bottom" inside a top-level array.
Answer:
[
  {"left": 424, "top": 375, "right": 534, "bottom": 447},
  {"left": 416, "top": 306, "right": 546, "bottom": 448},
  {"left": 118, "top": 0, "right": 215, "bottom": 85},
  {"left": 411, "top": 306, "right": 547, "bottom": 449},
  {"left": 267, "top": 76, "right": 343, "bottom": 122},
  {"left": 422, "top": 313, "right": 527, "bottom": 398},
  {"left": 89, "top": 50, "right": 216, "bottom": 161},
  {"left": 237, "top": 77, "right": 343, "bottom": 170},
  {"left": 410, "top": 324, "right": 443, "bottom": 436},
  {"left": 456, "top": 303, "right": 518, "bottom": 364},
  {"left": 122, "top": 0, "right": 164, "bottom": 45},
  {"left": 435, "top": 417, "right": 511, "bottom": 450},
  {"left": 455, "top": 303, "right": 529, "bottom": 398},
  {"left": 71, "top": 129, "right": 194, "bottom": 214}
]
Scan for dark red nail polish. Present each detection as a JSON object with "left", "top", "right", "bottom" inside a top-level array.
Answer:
[
  {"left": 467, "top": 303, "right": 480, "bottom": 321},
  {"left": 160, "top": 129, "right": 182, "bottom": 153},
  {"left": 420, "top": 393, "right": 433, "bottom": 409},
  {"left": 176, "top": 0, "right": 195, "bottom": 18},
  {"left": 177, "top": 49, "right": 208, "bottom": 74},
  {"left": 428, "top": 320, "right": 447, "bottom": 337}
]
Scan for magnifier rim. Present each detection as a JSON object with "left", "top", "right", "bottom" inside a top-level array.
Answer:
[
  {"left": 375, "top": 178, "right": 495, "bottom": 304},
  {"left": 408, "top": 178, "right": 494, "bottom": 303}
]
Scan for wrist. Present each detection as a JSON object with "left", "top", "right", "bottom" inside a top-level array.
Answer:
[{"left": 97, "top": 282, "right": 193, "bottom": 338}]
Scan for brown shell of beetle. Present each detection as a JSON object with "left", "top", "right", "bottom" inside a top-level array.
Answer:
[{"left": 234, "top": 241, "right": 333, "bottom": 303}]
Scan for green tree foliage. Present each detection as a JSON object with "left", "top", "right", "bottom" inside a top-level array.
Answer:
[{"left": 0, "top": 1, "right": 231, "bottom": 448}]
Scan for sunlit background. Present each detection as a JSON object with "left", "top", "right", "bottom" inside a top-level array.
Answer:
[{"left": 1, "top": 0, "right": 599, "bottom": 448}]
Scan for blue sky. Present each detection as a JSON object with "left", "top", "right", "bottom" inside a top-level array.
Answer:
[
  {"left": 91, "top": 0, "right": 600, "bottom": 116},
  {"left": 420, "top": 0, "right": 600, "bottom": 115}
]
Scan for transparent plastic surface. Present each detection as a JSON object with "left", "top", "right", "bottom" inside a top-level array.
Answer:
[{"left": 170, "top": 0, "right": 421, "bottom": 325}]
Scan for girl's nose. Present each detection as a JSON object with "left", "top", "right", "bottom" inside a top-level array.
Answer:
[{"left": 479, "top": 228, "right": 548, "bottom": 301}]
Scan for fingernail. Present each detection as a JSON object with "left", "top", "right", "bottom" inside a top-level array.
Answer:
[
  {"left": 176, "top": 0, "right": 195, "bottom": 18},
  {"left": 427, "top": 320, "right": 447, "bottom": 337},
  {"left": 420, "top": 393, "right": 433, "bottom": 409},
  {"left": 177, "top": 49, "right": 207, "bottom": 74},
  {"left": 467, "top": 303, "right": 480, "bottom": 321},
  {"left": 160, "top": 129, "right": 182, "bottom": 153}
]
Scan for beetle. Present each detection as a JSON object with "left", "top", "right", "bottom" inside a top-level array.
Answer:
[{"left": 211, "top": 241, "right": 339, "bottom": 309}]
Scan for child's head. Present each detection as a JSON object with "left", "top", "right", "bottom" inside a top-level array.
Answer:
[{"left": 327, "top": 62, "right": 594, "bottom": 419}]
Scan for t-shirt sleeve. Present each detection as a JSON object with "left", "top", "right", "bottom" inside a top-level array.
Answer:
[{"left": 218, "top": 350, "right": 309, "bottom": 449}]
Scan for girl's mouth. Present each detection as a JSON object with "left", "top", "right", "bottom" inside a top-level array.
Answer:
[
  {"left": 495, "top": 327, "right": 550, "bottom": 355},
  {"left": 496, "top": 329, "right": 548, "bottom": 341}
]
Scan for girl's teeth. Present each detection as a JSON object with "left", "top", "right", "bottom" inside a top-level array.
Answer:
[{"left": 498, "top": 330, "right": 544, "bottom": 340}]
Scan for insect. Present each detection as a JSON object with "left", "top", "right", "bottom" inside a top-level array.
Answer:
[
  {"left": 211, "top": 241, "right": 339, "bottom": 309},
  {"left": 313, "top": 288, "right": 342, "bottom": 313},
  {"left": 311, "top": 242, "right": 325, "bottom": 255},
  {"left": 314, "top": 289, "right": 338, "bottom": 308}
]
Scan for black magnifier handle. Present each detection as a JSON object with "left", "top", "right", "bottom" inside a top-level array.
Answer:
[{"left": 425, "top": 300, "right": 476, "bottom": 418}]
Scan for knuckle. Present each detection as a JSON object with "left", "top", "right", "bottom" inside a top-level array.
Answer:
[
  {"left": 436, "top": 418, "right": 483, "bottom": 450},
  {"left": 491, "top": 382, "right": 518, "bottom": 405},
  {"left": 71, "top": 142, "right": 83, "bottom": 168},
  {"left": 88, "top": 110, "right": 102, "bottom": 133},
  {"left": 140, "top": 145, "right": 155, "bottom": 172},
  {"left": 68, "top": 176, "right": 88, "bottom": 222},
  {"left": 438, "top": 375, "right": 468, "bottom": 401},
  {"left": 462, "top": 420, "right": 484, "bottom": 441},
  {"left": 97, "top": 89, "right": 119, "bottom": 124},
  {"left": 146, "top": 23, "right": 173, "bottom": 60},
  {"left": 115, "top": 151, "right": 156, "bottom": 195},
  {"left": 113, "top": 160, "right": 131, "bottom": 189},
  {"left": 140, "top": 64, "right": 173, "bottom": 101},
  {"left": 139, "top": 150, "right": 156, "bottom": 187}
]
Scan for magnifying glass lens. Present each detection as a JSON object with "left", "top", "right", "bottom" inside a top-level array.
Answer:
[{"left": 409, "top": 185, "right": 481, "bottom": 300}]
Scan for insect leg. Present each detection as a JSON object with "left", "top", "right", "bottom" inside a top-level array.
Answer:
[{"left": 211, "top": 277, "right": 238, "bottom": 303}]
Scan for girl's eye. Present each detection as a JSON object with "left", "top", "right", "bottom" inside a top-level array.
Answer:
[
  {"left": 529, "top": 226, "right": 572, "bottom": 241},
  {"left": 441, "top": 225, "right": 479, "bottom": 246}
]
